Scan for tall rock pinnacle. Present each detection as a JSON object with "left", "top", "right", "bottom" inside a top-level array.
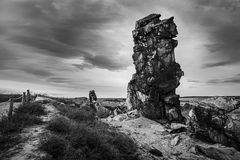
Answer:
[{"left": 126, "top": 14, "right": 184, "bottom": 122}]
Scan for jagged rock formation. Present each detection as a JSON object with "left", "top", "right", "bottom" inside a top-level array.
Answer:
[
  {"left": 89, "top": 90, "right": 97, "bottom": 104},
  {"left": 187, "top": 98, "right": 240, "bottom": 150},
  {"left": 89, "top": 90, "right": 98, "bottom": 114},
  {"left": 126, "top": 13, "right": 184, "bottom": 122}
]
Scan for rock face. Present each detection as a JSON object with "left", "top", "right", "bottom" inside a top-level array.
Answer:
[
  {"left": 187, "top": 99, "right": 240, "bottom": 151},
  {"left": 126, "top": 13, "right": 184, "bottom": 121},
  {"left": 195, "top": 145, "right": 240, "bottom": 160}
]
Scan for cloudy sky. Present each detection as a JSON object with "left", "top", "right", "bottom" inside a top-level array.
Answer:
[{"left": 0, "top": 0, "right": 240, "bottom": 97}]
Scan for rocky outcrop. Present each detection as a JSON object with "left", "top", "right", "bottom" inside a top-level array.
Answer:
[
  {"left": 195, "top": 145, "right": 240, "bottom": 160},
  {"left": 187, "top": 97, "right": 240, "bottom": 150},
  {"left": 89, "top": 90, "right": 97, "bottom": 104},
  {"left": 89, "top": 90, "right": 98, "bottom": 117},
  {"left": 126, "top": 13, "right": 184, "bottom": 122}
]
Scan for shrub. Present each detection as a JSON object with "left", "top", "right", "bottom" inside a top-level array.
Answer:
[
  {"left": 53, "top": 103, "right": 95, "bottom": 122},
  {"left": 63, "top": 147, "right": 86, "bottom": 160},
  {"left": 0, "top": 102, "right": 44, "bottom": 135},
  {"left": 0, "top": 102, "right": 46, "bottom": 154},
  {"left": 46, "top": 116, "right": 73, "bottom": 134},
  {"left": 43, "top": 117, "right": 138, "bottom": 160},
  {"left": 0, "top": 114, "right": 42, "bottom": 135},
  {"left": 40, "top": 135, "right": 67, "bottom": 159},
  {"left": 44, "top": 100, "right": 139, "bottom": 160},
  {"left": 112, "top": 134, "right": 138, "bottom": 159},
  {"left": 14, "top": 102, "right": 46, "bottom": 116},
  {"left": 67, "top": 108, "right": 95, "bottom": 122},
  {"left": 67, "top": 122, "right": 138, "bottom": 160}
]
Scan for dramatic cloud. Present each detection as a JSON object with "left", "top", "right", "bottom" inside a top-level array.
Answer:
[
  {"left": 0, "top": 0, "right": 131, "bottom": 71},
  {"left": 207, "top": 74, "right": 240, "bottom": 84},
  {"left": 47, "top": 77, "right": 73, "bottom": 84},
  {"left": 195, "top": 0, "right": 240, "bottom": 67},
  {"left": 187, "top": 79, "right": 202, "bottom": 83},
  {"left": 0, "top": 0, "right": 239, "bottom": 97},
  {"left": 202, "top": 61, "right": 233, "bottom": 68}
]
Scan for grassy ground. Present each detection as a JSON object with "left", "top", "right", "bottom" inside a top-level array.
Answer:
[
  {"left": 0, "top": 102, "right": 46, "bottom": 154},
  {"left": 40, "top": 102, "right": 139, "bottom": 160}
]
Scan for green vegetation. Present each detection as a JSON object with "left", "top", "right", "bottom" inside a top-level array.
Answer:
[
  {"left": 0, "top": 102, "right": 46, "bottom": 154},
  {"left": 40, "top": 102, "right": 139, "bottom": 160}
]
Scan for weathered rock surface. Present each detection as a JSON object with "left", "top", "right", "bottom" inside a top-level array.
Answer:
[
  {"left": 104, "top": 116, "right": 216, "bottom": 160},
  {"left": 126, "top": 13, "right": 184, "bottom": 122},
  {"left": 170, "top": 135, "right": 180, "bottom": 146},
  {"left": 195, "top": 144, "right": 240, "bottom": 160},
  {"left": 105, "top": 109, "right": 141, "bottom": 122},
  {"left": 187, "top": 97, "right": 240, "bottom": 151}
]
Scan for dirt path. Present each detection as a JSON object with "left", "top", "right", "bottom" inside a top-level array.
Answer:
[
  {"left": 2, "top": 103, "right": 59, "bottom": 160},
  {"left": 104, "top": 117, "right": 214, "bottom": 160}
]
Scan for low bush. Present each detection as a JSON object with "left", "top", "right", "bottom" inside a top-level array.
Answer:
[
  {"left": 46, "top": 116, "right": 73, "bottom": 134},
  {"left": 0, "top": 114, "right": 42, "bottom": 134},
  {"left": 14, "top": 102, "right": 46, "bottom": 116},
  {"left": 40, "top": 135, "right": 68, "bottom": 159},
  {"left": 53, "top": 102, "right": 96, "bottom": 122},
  {"left": 0, "top": 102, "right": 46, "bottom": 153},
  {"left": 41, "top": 107, "right": 139, "bottom": 160}
]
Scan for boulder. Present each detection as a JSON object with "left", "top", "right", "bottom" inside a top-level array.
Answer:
[
  {"left": 96, "top": 103, "right": 111, "bottom": 118},
  {"left": 112, "top": 114, "right": 128, "bottom": 122},
  {"left": 195, "top": 145, "right": 240, "bottom": 160},
  {"left": 170, "top": 123, "right": 187, "bottom": 130},
  {"left": 127, "top": 109, "right": 140, "bottom": 119},
  {"left": 187, "top": 99, "right": 240, "bottom": 150},
  {"left": 148, "top": 148, "right": 163, "bottom": 157}
]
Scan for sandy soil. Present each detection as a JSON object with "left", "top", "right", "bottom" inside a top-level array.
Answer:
[{"left": 2, "top": 102, "right": 59, "bottom": 160}]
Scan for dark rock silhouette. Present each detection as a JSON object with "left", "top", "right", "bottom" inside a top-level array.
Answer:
[
  {"left": 89, "top": 90, "right": 97, "bottom": 113},
  {"left": 126, "top": 13, "right": 184, "bottom": 122},
  {"left": 89, "top": 90, "right": 97, "bottom": 103}
]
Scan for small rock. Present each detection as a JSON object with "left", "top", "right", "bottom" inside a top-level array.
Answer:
[
  {"left": 161, "top": 131, "right": 169, "bottom": 136},
  {"left": 113, "top": 109, "right": 118, "bottom": 116},
  {"left": 59, "top": 102, "right": 65, "bottom": 107},
  {"left": 149, "top": 148, "right": 163, "bottom": 157},
  {"left": 106, "top": 116, "right": 112, "bottom": 122},
  {"left": 170, "top": 127, "right": 187, "bottom": 134},
  {"left": 127, "top": 109, "right": 140, "bottom": 119},
  {"left": 170, "top": 123, "right": 187, "bottom": 130},
  {"left": 188, "top": 146, "right": 196, "bottom": 154},
  {"left": 112, "top": 114, "right": 128, "bottom": 121},
  {"left": 168, "top": 108, "right": 179, "bottom": 120},
  {"left": 171, "top": 135, "right": 180, "bottom": 146}
]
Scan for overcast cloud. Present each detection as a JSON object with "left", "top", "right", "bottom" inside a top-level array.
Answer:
[{"left": 0, "top": 0, "right": 240, "bottom": 97}]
